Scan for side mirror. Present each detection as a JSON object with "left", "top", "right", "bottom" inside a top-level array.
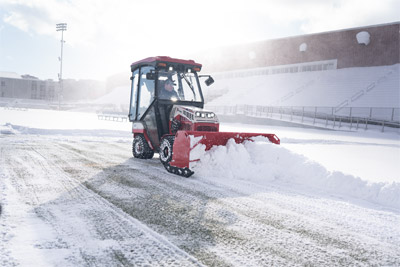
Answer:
[
  {"left": 205, "top": 76, "right": 214, "bottom": 86},
  {"left": 146, "top": 72, "right": 156, "bottom": 80}
]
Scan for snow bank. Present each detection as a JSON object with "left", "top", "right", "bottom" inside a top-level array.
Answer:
[
  {"left": 191, "top": 137, "right": 400, "bottom": 210},
  {"left": 0, "top": 123, "right": 19, "bottom": 135},
  {"left": 0, "top": 109, "right": 130, "bottom": 132}
]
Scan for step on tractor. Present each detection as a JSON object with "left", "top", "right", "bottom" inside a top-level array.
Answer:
[{"left": 128, "top": 56, "right": 280, "bottom": 177}]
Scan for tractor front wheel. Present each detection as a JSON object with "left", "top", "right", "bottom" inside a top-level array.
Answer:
[
  {"left": 133, "top": 134, "right": 154, "bottom": 159},
  {"left": 159, "top": 136, "right": 175, "bottom": 165}
]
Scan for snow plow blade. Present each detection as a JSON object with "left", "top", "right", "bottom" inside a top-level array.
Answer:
[{"left": 165, "top": 131, "right": 280, "bottom": 177}]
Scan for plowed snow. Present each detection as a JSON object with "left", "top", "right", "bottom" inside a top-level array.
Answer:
[{"left": 1, "top": 109, "right": 399, "bottom": 266}]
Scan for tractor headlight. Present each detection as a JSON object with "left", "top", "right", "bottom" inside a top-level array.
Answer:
[
  {"left": 207, "top": 113, "right": 215, "bottom": 118},
  {"left": 195, "top": 111, "right": 215, "bottom": 119}
]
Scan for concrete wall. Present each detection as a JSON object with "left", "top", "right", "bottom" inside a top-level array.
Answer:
[
  {"left": 0, "top": 76, "right": 104, "bottom": 102},
  {"left": 0, "top": 78, "right": 56, "bottom": 100}
]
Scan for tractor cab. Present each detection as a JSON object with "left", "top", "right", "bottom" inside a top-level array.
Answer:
[{"left": 128, "top": 56, "right": 214, "bottom": 150}]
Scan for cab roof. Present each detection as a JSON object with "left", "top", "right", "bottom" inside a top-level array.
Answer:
[{"left": 130, "top": 56, "right": 202, "bottom": 70}]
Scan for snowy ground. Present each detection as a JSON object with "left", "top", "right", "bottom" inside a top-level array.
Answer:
[{"left": 1, "top": 108, "right": 399, "bottom": 266}]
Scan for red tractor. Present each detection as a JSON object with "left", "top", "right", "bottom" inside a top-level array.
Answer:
[{"left": 128, "top": 56, "right": 279, "bottom": 177}]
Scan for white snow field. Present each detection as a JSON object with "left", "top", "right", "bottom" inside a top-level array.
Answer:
[
  {"left": 1, "top": 108, "right": 399, "bottom": 266},
  {"left": 206, "top": 64, "right": 399, "bottom": 108}
]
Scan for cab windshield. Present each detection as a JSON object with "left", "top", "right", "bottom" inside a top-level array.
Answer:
[{"left": 158, "top": 70, "right": 202, "bottom": 102}]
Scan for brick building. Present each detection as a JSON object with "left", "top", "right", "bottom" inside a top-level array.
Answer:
[{"left": 197, "top": 22, "right": 399, "bottom": 74}]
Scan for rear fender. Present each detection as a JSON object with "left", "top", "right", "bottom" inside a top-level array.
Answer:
[{"left": 132, "top": 122, "right": 154, "bottom": 150}]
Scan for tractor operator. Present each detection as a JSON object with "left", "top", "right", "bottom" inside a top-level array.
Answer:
[{"left": 159, "top": 78, "right": 179, "bottom": 100}]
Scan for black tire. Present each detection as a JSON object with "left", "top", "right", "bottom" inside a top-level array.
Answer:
[
  {"left": 132, "top": 134, "right": 154, "bottom": 159},
  {"left": 159, "top": 136, "right": 175, "bottom": 165}
]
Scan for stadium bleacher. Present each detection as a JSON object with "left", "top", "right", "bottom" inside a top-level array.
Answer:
[
  {"left": 204, "top": 64, "right": 399, "bottom": 130},
  {"left": 206, "top": 64, "right": 399, "bottom": 108}
]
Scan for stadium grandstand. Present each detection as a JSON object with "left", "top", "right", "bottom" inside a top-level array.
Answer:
[{"left": 197, "top": 22, "right": 399, "bottom": 131}]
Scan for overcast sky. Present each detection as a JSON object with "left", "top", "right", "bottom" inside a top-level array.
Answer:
[{"left": 0, "top": 0, "right": 399, "bottom": 81}]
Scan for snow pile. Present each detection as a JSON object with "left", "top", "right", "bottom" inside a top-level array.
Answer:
[
  {"left": 192, "top": 137, "right": 400, "bottom": 210},
  {"left": 0, "top": 123, "right": 19, "bottom": 135}
]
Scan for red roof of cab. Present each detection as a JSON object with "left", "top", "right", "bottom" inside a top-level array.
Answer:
[{"left": 130, "top": 56, "right": 202, "bottom": 68}]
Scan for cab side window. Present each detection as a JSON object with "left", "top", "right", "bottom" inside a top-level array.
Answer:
[
  {"left": 129, "top": 69, "right": 139, "bottom": 120},
  {"left": 137, "top": 66, "right": 155, "bottom": 118}
]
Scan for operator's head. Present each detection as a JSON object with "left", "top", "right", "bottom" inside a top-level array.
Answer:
[{"left": 165, "top": 78, "right": 175, "bottom": 91}]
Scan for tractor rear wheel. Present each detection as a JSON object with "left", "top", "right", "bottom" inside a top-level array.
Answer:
[
  {"left": 159, "top": 136, "right": 175, "bottom": 165},
  {"left": 132, "top": 134, "right": 154, "bottom": 159}
]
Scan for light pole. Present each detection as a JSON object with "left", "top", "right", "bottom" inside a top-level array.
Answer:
[{"left": 56, "top": 23, "right": 67, "bottom": 109}]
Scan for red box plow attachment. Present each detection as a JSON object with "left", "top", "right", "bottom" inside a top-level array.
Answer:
[{"left": 164, "top": 131, "right": 280, "bottom": 177}]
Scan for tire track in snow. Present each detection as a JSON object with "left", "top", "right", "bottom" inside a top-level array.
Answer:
[
  {"left": 83, "top": 154, "right": 400, "bottom": 266},
  {"left": 0, "top": 136, "right": 203, "bottom": 266},
  {"left": 180, "top": 179, "right": 399, "bottom": 266},
  {"left": 0, "top": 149, "right": 19, "bottom": 267},
  {"left": 190, "top": 166, "right": 400, "bottom": 265},
  {"left": 2, "top": 135, "right": 400, "bottom": 266}
]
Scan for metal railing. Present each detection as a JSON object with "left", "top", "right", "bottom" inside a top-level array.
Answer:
[{"left": 207, "top": 105, "right": 400, "bottom": 132}]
